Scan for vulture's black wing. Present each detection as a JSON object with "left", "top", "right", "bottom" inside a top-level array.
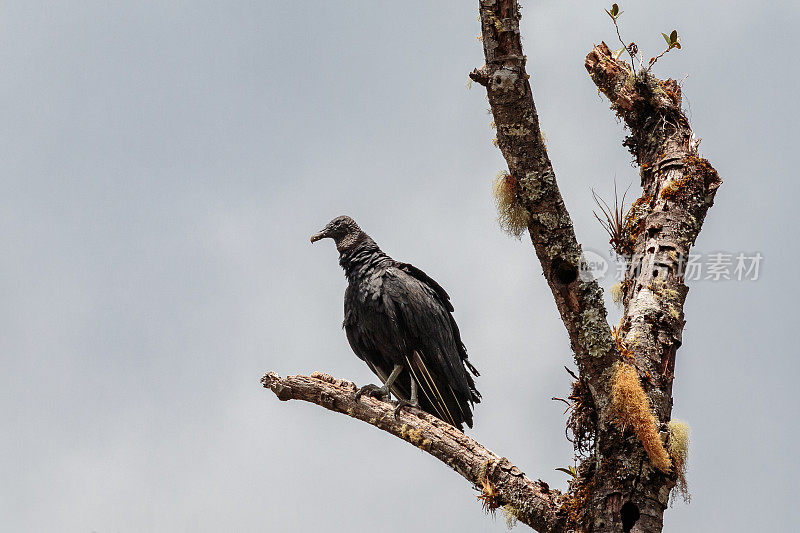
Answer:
[
  {"left": 396, "top": 263, "right": 481, "bottom": 379},
  {"left": 388, "top": 263, "right": 481, "bottom": 429}
]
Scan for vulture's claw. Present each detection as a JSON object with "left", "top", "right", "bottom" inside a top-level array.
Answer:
[
  {"left": 393, "top": 399, "right": 420, "bottom": 421},
  {"left": 354, "top": 383, "right": 391, "bottom": 403}
]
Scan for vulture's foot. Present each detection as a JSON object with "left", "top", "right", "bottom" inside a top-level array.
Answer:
[
  {"left": 354, "top": 383, "right": 391, "bottom": 403},
  {"left": 393, "top": 398, "right": 420, "bottom": 421}
]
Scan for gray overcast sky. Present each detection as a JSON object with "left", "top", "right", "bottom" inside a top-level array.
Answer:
[{"left": 1, "top": 1, "right": 797, "bottom": 531}]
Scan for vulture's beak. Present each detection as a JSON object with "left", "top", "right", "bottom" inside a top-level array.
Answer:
[{"left": 310, "top": 231, "right": 326, "bottom": 243}]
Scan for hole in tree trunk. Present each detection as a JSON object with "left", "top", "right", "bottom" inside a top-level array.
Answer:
[
  {"left": 621, "top": 501, "right": 640, "bottom": 533},
  {"left": 551, "top": 257, "right": 578, "bottom": 285}
]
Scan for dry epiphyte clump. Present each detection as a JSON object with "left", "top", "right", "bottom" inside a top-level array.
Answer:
[
  {"left": 610, "top": 363, "right": 672, "bottom": 472},
  {"left": 565, "top": 376, "right": 598, "bottom": 456},
  {"left": 477, "top": 477, "right": 501, "bottom": 516},
  {"left": 611, "top": 324, "right": 634, "bottom": 360},
  {"left": 592, "top": 183, "right": 631, "bottom": 254},
  {"left": 493, "top": 171, "right": 530, "bottom": 238},
  {"left": 667, "top": 419, "right": 691, "bottom": 503}
]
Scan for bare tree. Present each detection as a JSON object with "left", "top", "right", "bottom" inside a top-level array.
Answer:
[{"left": 262, "top": 2, "right": 721, "bottom": 531}]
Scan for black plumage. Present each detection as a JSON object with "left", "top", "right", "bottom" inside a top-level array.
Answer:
[{"left": 311, "top": 216, "right": 480, "bottom": 430}]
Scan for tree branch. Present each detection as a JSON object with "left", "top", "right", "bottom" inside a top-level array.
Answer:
[
  {"left": 585, "top": 42, "right": 721, "bottom": 421},
  {"left": 261, "top": 371, "right": 564, "bottom": 533},
  {"left": 580, "top": 42, "right": 722, "bottom": 533},
  {"left": 474, "top": 0, "right": 617, "bottom": 409}
]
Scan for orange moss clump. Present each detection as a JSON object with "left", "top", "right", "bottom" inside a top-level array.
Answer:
[
  {"left": 611, "top": 325, "right": 634, "bottom": 361},
  {"left": 618, "top": 195, "right": 651, "bottom": 255},
  {"left": 660, "top": 175, "right": 693, "bottom": 201},
  {"left": 610, "top": 363, "right": 671, "bottom": 472},
  {"left": 684, "top": 155, "right": 717, "bottom": 181},
  {"left": 661, "top": 155, "right": 719, "bottom": 202}
]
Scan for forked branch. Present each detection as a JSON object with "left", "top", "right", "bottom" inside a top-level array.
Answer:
[{"left": 264, "top": 5, "right": 721, "bottom": 533}]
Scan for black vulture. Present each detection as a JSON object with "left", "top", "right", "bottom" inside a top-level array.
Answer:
[{"left": 311, "top": 215, "right": 481, "bottom": 430}]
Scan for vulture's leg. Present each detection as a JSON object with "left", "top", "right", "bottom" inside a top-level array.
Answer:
[
  {"left": 393, "top": 374, "right": 420, "bottom": 420},
  {"left": 355, "top": 364, "right": 403, "bottom": 403}
]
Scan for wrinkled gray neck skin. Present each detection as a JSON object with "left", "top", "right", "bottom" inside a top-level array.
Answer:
[
  {"left": 338, "top": 232, "right": 392, "bottom": 283},
  {"left": 335, "top": 229, "right": 366, "bottom": 254}
]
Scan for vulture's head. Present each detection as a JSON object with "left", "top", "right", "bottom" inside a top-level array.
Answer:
[{"left": 310, "top": 215, "right": 366, "bottom": 252}]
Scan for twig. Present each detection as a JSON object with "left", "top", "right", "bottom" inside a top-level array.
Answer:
[{"left": 610, "top": 15, "right": 636, "bottom": 73}]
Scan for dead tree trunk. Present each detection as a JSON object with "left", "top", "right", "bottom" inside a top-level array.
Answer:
[{"left": 263, "top": 2, "right": 720, "bottom": 532}]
